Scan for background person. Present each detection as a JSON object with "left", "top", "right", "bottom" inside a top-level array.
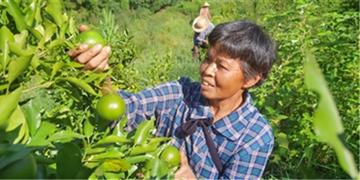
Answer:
[
  {"left": 199, "top": 2, "right": 211, "bottom": 20},
  {"left": 192, "top": 16, "right": 214, "bottom": 60}
]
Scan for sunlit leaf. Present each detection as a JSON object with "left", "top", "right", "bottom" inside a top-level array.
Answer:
[
  {"left": 304, "top": 50, "right": 358, "bottom": 178},
  {"left": 7, "top": 55, "right": 32, "bottom": 85},
  {"left": 6, "top": 105, "right": 29, "bottom": 144},
  {"left": 83, "top": 119, "right": 94, "bottom": 138},
  {"left": 45, "top": 0, "right": 64, "bottom": 27},
  {"left": 28, "top": 121, "right": 57, "bottom": 147},
  {"left": 101, "top": 159, "right": 131, "bottom": 172},
  {"left": 48, "top": 128, "right": 83, "bottom": 143},
  {"left": 22, "top": 97, "right": 43, "bottom": 136},
  {"left": 0, "top": 87, "right": 22, "bottom": 129},
  {"left": 94, "top": 135, "right": 130, "bottom": 146},
  {"left": 91, "top": 150, "right": 125, "bottom": 161},
  {"left": 63, "top": 77, "right": 98, "bottom": 96}
]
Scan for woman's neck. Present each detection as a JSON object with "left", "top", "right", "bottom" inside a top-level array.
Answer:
[{"left": 209, "top": 93, "right": 245, "bottom": 122}]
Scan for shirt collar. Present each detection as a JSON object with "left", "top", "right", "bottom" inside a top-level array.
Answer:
[{"left": 188, "top": 92, "right": 254, "bottom": 141}]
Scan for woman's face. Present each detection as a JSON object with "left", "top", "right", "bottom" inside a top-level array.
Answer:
[{"left": 199, "top": 46, "right": 253, "bottom": 102}]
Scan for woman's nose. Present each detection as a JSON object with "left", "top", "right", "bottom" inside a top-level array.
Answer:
[{"left": 203, "top": 62, "right": 216, "bottom": 77}]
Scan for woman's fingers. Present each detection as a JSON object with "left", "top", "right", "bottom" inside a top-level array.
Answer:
[
  {"left": 93, "top": 58, "right": 109, "bottom": 72},
  {"left": 83, "top": 46, "right": 111, "bottom": 70},
  {"left": 79, "top": 24, "right": 89, "bottom": 32},
  {"left": 76, "top": 44, "right": 103, "bottom": 64},
  {"left": 180, "top": 152, "right": 189, "bottom": 166},
  {"left": 175, "top": 152, "right": 197, "bottom": 180},
  {"left": 68, "top": 44, "right": 89, "bottom": 58}
]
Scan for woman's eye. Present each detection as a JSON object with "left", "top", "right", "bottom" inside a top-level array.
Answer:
[{"left": 218, "top": 64, "right": 228, "bottom": 70}]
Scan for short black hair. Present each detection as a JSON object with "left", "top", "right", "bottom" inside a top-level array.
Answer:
[{"left": 208, "top": 20, "right": 277, "bottom": 86}]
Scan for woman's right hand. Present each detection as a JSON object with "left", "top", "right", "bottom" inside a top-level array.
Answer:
[{"left": 68, "top": 25, "right": 111, "bottom": 71}]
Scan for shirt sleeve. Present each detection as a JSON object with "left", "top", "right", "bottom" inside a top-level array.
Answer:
[
  {"left": 118, "top": 77, "right": 192, "bottom": 131},
  {"left": 222, "top": 143, "right": 273, "bottom": 179}
]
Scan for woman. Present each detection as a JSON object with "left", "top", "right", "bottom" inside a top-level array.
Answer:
[{"left": 69, "top": 20, "right": 277, "bottom": 179}]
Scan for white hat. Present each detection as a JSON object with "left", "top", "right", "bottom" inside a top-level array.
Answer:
[
  {"left": 202, "top": 2, "right": 210, "bottom": 7},
  {"left": 192, "top": 16, "right": 210, "bottom": 33}
]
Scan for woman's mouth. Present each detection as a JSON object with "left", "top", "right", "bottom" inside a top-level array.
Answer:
[{"left": 201, "top": 80, "right": 214, "bottom": 88}]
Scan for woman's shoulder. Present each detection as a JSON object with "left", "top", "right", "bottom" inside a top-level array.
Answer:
[
  {"left": 177, "top": 76, "right": 202, "bottom": 101},
  {"left": 177, "top": 76, "right": 200, "bottom": 92}
]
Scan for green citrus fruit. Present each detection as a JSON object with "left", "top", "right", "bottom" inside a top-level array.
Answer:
[
  {"left": 0, "top": 153, "right": 37, "bottom": 179},
  {"left": 160, "top": 145, "right": 180, "bottom": 167},
  {"left": 77, "top": 30, "right": 105, "bottom": 46},
  {"left": 96, "top": 94, "right": 126, "bottom": 121}
]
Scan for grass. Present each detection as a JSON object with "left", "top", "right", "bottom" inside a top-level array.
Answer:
[{"left": 113, "top": 6, "right": 200, "bottom": 81}]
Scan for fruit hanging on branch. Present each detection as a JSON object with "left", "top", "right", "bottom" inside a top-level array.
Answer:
[{"left": 96, "top": 93, "right": 126, "bottom": 121}]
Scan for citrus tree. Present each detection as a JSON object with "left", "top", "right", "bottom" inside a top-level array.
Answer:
[{"left": 0, "top": 0, "right": 179, "bottom": 179}]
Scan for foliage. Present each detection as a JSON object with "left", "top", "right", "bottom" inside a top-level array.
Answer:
[
  {"left": 129, "top": 0, "right": 179, "bottom": 12},
  {"left": 304, "top": 46, "right": 358, "bottom": 178},
  {"left": 66, "top": 0, "right": 359, "bottom": 178},
  {"left": 0, "top": 0, "right": 179, "bottom": 179},
  {"left": 242, "top": 0, "right": 359, "bottom": 178},
  {"left": 0, "top": 0, "right": 358, "bottom": 179}
]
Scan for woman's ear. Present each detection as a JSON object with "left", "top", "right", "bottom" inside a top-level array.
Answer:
[{"left": 243, "top": 74, "right": 261, "bottom": 88}]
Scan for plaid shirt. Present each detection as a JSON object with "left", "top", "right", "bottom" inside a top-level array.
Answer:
[{"left": 119, "top": 77, "right": 274, "bottom": 179}]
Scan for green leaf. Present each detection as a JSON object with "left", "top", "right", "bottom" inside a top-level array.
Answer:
[
  {"left": 45, "top": 0, "right": 64, "bottom": 27},
  {"left": 47, "top": 129, "right": 84, "bottom": 143},
  {"left": 22, "top": 97, "right": 42, "bottom": 136},
  {"left": 50, "top": 61, "right": 64, "bottom": 80},
  {"left": 0, "top": 26, "right": 13, "bottom": 69},
  {"left": 83, "top": 119, "right": 94, "bottom": 138},
  {"left": 145, "top": 158, "right": 169, "bottom": 178},
  {"left": 56, "top": 142, "right": 82, "bottom": 179},
  {"left": 63, "top": 77, "right": 98, "bottom": 96},
  {"left": 276, "top": 132, "right": 289, "bottom": 149},
  {"left": 126, "top": 165, "right": 138, "bottom": 179},
  {"left": 125, "top": 154, "right": 153, "bottom": 164},
  {"left": 104, "top": 172, "right": 125, "bottom": 179},
  {"left": 94, "top": 135, "right": 130, "bottom": 146},
  {"left": 0, "top": 144, "right": 30, "bottom": 169},
  {"left": 24, "top": 1, "right": 36, "bottom": 26},
  {"left": 6, "top": 105, "right": 29, "bottom": 144},
  {"left": 9, "top": 42, "right": 35, "bottom": 56},
  {"left": 43, "top": 19, "right": 57, "bottom": 43},
  {"left": 28, "top": 121, "right": 57, "bottom": 147},
  {"left": 304, "top": 50, "right": 359, "bottom": 178},
  {"left": 112, "top": 116, "right": 128, "bottom": 137},
  {"left": 91, "top": 150, "right": 125, "bottom": 161},
  {"left": 130, "top": 143, "right": 158, "bottom": 156},
  {"left": 4, "top": 0, "right": 27, "bottom": 32},
  {"left": 8, "top": 30, "right": 34, "bottom": 56},
  {"left": 7, "top": 55, "right": 32, "bottom": 85},
  {"left": 0, "top": 87, "right": 22, "bottom": 129},
  {"left": 101, "top": 159, "right": 131, "bottom": 172},
  {"left": 13, "top": 30, "right": 27, "bottom": 48},
  {"left": 133, "top": 119, "right": 155, "bottom": 145},
  {"left": 85, "top": 147, "right": 106, "bottom": 155},
  {"left": 0, "top": 26, "right": 14, "bottom": 51}
]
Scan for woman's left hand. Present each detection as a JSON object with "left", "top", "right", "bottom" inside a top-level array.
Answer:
[
  {"left": 175, "top": 152, "right": 197, "bottom": 180},
  {"left": 68, "top": 24, "right": 111, "bottom": 71}
]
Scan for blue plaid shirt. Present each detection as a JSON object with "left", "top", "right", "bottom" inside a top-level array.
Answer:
[{"left": 119, "top": 77, "right": 274, "bottom": 179}]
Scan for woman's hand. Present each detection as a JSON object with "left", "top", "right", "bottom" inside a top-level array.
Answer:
[
  {"left": 175, "top": 152, "right": 197, "bottom": 180},
  {"left": 68, "top": 25, "right": 111, "bottom": 71}
]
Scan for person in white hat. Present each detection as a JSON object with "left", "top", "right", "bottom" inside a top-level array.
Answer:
[
  {"left": 192, "top": 16, "right": 214, "bottom": 60},
  {"left": 200, "top": 2, "right": 211, "bottom": 20}
]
